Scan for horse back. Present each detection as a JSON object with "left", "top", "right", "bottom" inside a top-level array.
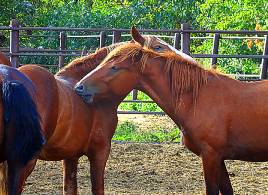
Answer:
[
  {"left": 0, "top": 52, "right": 12, "bottom": 67},
  {"left": 19, "top": 65, "right": 59, "bottom": 140}
]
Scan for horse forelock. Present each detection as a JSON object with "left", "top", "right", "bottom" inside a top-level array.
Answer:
[
  {"left": 100, "top": 43, "right": 145, "bottom": 67},
  {"left": 143, "top": 35, "right": 164, "bottom": 49}
]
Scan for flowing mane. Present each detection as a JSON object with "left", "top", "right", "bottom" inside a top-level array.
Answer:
[
  {"left": 56, "top": 47, "right": 109, "bottom": 79},
  {"left": 101, "top": 43, "right": 209, "bottom": 111},
  {"left": 56, "top": 42, "right": 129, "bottom": 80}
]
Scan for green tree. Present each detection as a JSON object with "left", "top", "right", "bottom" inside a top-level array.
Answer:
[{"left": 195, "top": 0, "right": 268, "bottom": 75}]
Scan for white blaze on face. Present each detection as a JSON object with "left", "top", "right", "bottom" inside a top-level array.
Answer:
[
  {"left": 81, "top": 59, "right": 115, "bottom": 80},
  {"left": 159, "top": 41, "right": 197, "bottom": 63}
]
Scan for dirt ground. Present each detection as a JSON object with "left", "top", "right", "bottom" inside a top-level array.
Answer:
[{"left": 22, "top": 115, "right": 268, "bottom": 194}]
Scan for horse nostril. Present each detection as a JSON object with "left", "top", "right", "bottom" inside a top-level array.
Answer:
[{"left": 75, "top": 84, "right": 84, "bottom": 93}]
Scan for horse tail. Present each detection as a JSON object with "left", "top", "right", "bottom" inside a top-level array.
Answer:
[
  {"left": 0, "top": 80, "right": 45, "bottom": 194},
  {"left": 2, "top": 80, "right": 45, "bottom": 168}
]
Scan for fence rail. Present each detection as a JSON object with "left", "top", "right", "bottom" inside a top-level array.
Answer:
[{"left": 1, "top": 20, "right": 268, "bottom": 115}]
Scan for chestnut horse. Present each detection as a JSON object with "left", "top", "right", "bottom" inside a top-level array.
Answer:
[
  {"left": 14, "top": 28, "right": 192, "bottom": 194},
  {"left": 15, "top": 51, "right": 115, "bottom": 195},
  {"left": 0, "top": 52, "right": 12, "bottom": 67},
  {"left": 0, "top": 65, "right": 44, "bottom": 195},
  {"left": 75, "top": 43, "right": 268, "bottom": 195}
]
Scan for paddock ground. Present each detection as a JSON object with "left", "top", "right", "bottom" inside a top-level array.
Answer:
[{"left": 22, "top": 142, "right": 268, "bottom": 194}]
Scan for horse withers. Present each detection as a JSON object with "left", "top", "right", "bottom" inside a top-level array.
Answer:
[
  {"left": 0, "top": 65, "right": 44, "bottom": 195},
  {"left": 75, "top": 43, "right": 268, "bottom": 195}
]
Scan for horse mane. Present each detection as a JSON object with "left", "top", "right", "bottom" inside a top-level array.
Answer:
[
  {"left": 101, "top": 43, "right": 209, "bottom": 112},
  {"left": 56, "top": 47, "right": 109, "bottom": 79},
  {"left": 162, "top": 51, "right": 207, "bottom": 112},
  {"left": 56, "top": 42, "right": 130, "bottom": 79}
]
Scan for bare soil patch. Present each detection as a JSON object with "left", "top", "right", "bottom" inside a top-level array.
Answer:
[{"left": 22, "top": 115, "right": 268, "bottom": 194}]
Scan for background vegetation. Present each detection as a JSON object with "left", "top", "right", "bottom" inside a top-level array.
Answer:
[
  {"left": 1, "top": 0, "right": 267, "bottom": 73},
  {"left": 1, "top": 0, "right": 267, "bottom": 141}
]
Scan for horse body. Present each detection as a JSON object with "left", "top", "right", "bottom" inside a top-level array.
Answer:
[
  {"left": 75, "top": 43, "right": 268, "bottom": 194},
  {"left": 15, "top": 48, "right": 118, "bottom": 195}
]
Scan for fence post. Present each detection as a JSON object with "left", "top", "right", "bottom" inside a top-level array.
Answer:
[
  {"left": 211, "top": 33, "right": 220, "bottom": 69},
  {"left": 132, "top": 89, "right": 138, "bottom": 100},
  {"left": 260, "top": 35, "right": 268, "bottom": 79},
  {"left": 173, "top": 33, "right": 181, "bottom": 50},
  {"left": 10, "top": 20, "right": 19, "bottom": 68},
  {"left": 181, "top": 23, "right": 190, "bottom": 55},
  {"left": 59, "top": 32, "right": 66, "bottom": 69},
  {"left": 100, "top": 31, "right": 106, "bottom": 48},
  {"left": 112, "top": 29, "right": 121, "bottom": 44}
]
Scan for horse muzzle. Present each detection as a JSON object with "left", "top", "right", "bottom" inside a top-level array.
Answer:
[{"left": 74, "top": 83, "right": 94, "bottom": 104}]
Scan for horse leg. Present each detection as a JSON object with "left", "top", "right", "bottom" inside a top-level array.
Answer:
[
  {"left": 62, "top": 158, "right": 79, "bottom": 195},
  {"left": 86, "top": 141, "right": 111, "bottom": 195},
  {"left": 7, "top": 161, "right": 20, "bottom": 195},
  {"left": 17, "top": 158, "right": 38, "bottom": 194},
  {"left": 200, "top": 151, "right": 221, "bottom": 195},
  {"left": 219, "top": 161, "right": 233, "bottom": 195}
]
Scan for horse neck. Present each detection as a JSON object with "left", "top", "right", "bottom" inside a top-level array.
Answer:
[
  {"left": 136, "top": 57, "right": 215, "bottom": 126},
  {"left": 55, "top": 48, "right": 108, "bottom": 84},
  {"left": 135, "top": 61, "right": 183, "bottom": 123}
]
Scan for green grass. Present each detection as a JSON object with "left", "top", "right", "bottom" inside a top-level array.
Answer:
[
  {"left": 116, "top": 91, "right": 181, "bottom": 142},
  {"left": 112, "top": 120, "right": 181, "bottom": 142},
  {"left": 118, "top": 91, "right": 163, "bottom": 112}
]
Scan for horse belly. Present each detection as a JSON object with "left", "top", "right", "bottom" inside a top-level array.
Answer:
[
  {"left": 225, "top": 146, "right": 268, "bottom": 162},
  {"left": 225, "top": 125, "right": 268, "bottom": 162}
]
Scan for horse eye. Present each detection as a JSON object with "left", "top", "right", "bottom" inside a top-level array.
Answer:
[
  {"left": 111, "top": 66, "right": 119, "bottom": 71},
  {"left": 153, "top": 45, "right": 162, "bottom": 51}
]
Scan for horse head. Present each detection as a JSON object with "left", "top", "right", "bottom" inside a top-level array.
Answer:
[{"left": 74, "top": 44, "right": 144, "bottom": 104}]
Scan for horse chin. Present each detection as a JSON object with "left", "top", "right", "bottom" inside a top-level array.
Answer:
[{"left": 82, "top": 95, "right": 94, "bottom": 104}]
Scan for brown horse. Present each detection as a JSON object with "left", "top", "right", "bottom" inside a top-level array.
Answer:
[
  {"left": 0, "top": 52, "right": 12, "bottom": 67},
  {"left": 75, "top": 43, "right": 268, "bottom": 195},
  {"left": 14, "top": 48, "right": 115, "bottom": 195},
  {"left": 13, "top": 29, "right": 188, "bottom": 194},
  {"left": 0, "top": 65, "right": 44, "bottom": 195}
]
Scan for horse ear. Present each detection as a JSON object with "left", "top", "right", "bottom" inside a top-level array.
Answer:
[
  {"left": 133, "top": 50, "right": 143, "bottom": 62},
  {"left": 131, "top": 25, "right": 145, "bottom": 46}
]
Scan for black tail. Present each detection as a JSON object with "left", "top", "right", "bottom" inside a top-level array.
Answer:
[{"left": 2, "top": 80, "right": 45, "bottom": 168}]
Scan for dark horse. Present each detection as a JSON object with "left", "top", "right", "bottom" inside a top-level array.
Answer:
[
  {"left": 75, "top": 43, "right": 268, "bottom": 195},
  {"left": 0, "top": 65, "right": 44, "bottom": 195}
]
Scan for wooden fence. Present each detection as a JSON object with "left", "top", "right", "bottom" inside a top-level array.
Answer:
[{"left": 1, "top": 20, "right": 268, "bottom": 115}]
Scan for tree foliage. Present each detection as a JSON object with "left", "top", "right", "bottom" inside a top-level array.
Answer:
[
  {"left": 0, "top": 0, "right": 267, "bottom": 75},
  {"left": 195, "top": 0, "right": 268, "bottom": 75}
]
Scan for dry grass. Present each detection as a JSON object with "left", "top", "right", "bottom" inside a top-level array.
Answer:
[
  {"left": 22, "top": 115, "right": 268, "bottom": 194},
  {"left": 23, "top": 143, "right": 268, "bottom": 194}
]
